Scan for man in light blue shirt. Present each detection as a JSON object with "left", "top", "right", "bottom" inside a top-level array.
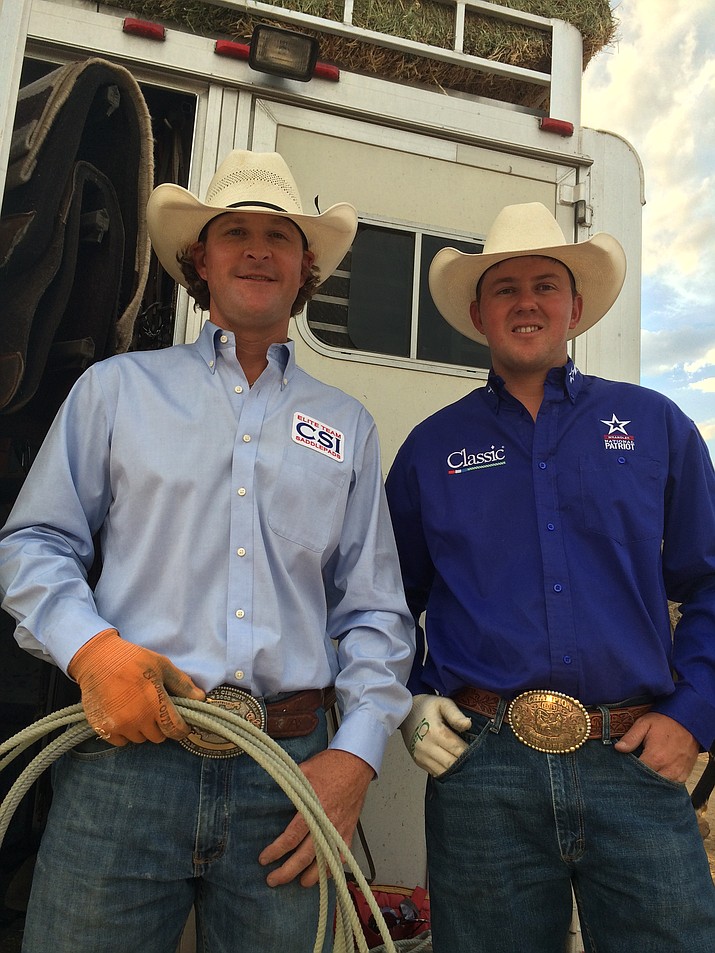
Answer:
[{"left": 0, "top": 150, "right": 414, "bottom": 953}]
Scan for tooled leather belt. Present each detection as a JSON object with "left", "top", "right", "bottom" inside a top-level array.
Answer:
[
  {"left": 453, "top": 686, "right": 652, "bottom": 754},
  {"left": 267, "top": 687, "right": 337, "bottom": 737}
]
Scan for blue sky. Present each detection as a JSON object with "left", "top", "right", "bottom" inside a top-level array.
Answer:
[{"left": 581, "top": 0, "right": 715, "bottom": 460}]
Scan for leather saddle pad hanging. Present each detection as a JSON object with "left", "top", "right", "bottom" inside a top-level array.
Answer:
[{"left": 0, "top": 57, "right": 154, "bottom": 430}]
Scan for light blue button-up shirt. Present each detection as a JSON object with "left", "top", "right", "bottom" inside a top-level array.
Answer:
[{"left": 0, "top": 321, "right": 414, "bottom": 771}]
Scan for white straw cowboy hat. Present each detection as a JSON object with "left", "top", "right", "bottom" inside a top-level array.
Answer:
[
  {"left": 146, "top": 150, "right": 357, "bottom": 288},
  {"left": 428, "top": 202, "right": 626, "bottom": 346}
]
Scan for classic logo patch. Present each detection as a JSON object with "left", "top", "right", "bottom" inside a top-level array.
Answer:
[
  {"left": 292, "top": 412, "right": 344, "bottom": 461},
  {"left": 446, "top": 444, "right": 506, "bottom": 474},
  {"left": 600, "top": 413, "right": 635, "bottom": 451}
]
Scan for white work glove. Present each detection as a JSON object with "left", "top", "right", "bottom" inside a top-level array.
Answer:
[{"left": 400, "top": 694, "right": 472, "bottom": 777}]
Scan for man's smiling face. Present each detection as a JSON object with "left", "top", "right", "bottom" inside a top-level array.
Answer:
[
  {"left": 190, "top": 211, "right": 314, "bottom": 338},
  {"left": 469, "top": 255, "right": 582, "bottom": 381}
]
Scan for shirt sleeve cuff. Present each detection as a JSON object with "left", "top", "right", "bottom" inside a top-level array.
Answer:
[
  {"left": 42, "top": 612, "right": 116, "bottom": 675},
  {"left": 328, "top": 708, "right": 391, "bottom": 776}
]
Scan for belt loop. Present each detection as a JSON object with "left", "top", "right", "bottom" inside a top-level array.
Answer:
[
  {"left": 598, "top": 705, "right": 612, "bottom": 745},
  {"left": 490, "top": 697, "right": 508, "bottom": 733}
]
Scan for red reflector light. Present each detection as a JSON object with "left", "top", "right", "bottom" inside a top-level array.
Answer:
[
  {"left": 215, "top": 40, "right": 251, "bottom": 61},
  {"left": 123, "top": 18, "right": 166, "bottom": 41},
  {"left": 539, "top": 117, "right": 574, "bottom": 137},
  {"left": 313, "top": 62, "right": 340, "bottom": 81}
]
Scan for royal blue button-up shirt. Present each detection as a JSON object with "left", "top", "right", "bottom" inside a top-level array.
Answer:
[
  {"left": 386, "top": 361, "right": 715, "bottom": 749},
  {"left": 0, "top": 321, "right": 414, "bottom": 771}
]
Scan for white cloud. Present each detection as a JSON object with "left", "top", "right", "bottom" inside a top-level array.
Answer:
[
  {"left": 641, "top": 328, "right": 680, "bottom": 376},
  {"left": 685, "top": 348, "right": 715, "bottom": 375},
  {"left": 640, "top": 320, "right": 715, "bottom": 378},
  {"left": 582, "top": 1, "right": 715, "bottom": 458},
  {"left": 583, "top": 1, "right": 715, "bottom": 285}
]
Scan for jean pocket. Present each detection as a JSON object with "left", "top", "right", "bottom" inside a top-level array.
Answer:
[
  {"left": 68, "top": 736, "right": 125, "bottom": 761},
  {"left": 625, "top": 750, "right": 686, "bottom": 790},
  {"left": 434, "top": 714, "right": 492, "bottom": 782}
]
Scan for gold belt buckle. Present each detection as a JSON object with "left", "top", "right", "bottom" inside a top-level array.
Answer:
[
  {"left": 507, "top": 690, "right": 591, "bottom": 754},
  {"left": 180, "top": 684, "right": 267, "bottom": 759}
]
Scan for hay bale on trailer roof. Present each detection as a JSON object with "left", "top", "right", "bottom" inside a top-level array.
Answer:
[{"left": 104, "top": 0, "right": 616, "bottom": 107}]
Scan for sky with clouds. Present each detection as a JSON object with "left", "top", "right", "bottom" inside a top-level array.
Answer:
[{"left": 580, "top": 0, "right": 715, "bottom": 460}]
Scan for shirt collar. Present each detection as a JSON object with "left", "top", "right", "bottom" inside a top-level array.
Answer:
[
  {"left": 196, "top": 319, "right": 296, "bottom": 389},
  {"left": 267, "top": 340, "right": 295, "bottom": 391},
  {"left": 483, "top": 357, "right": 583, "bottom": 413},
  {"left": 483, "top": 371, "right": 504, "bottom": 413},
  {"left": 561, "top": 358, "right": 583, "bottom": 402}
]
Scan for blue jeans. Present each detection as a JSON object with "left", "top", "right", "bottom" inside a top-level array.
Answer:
[
  {"left": 22, "top": 713, "right": 333, "bottom": 953},
  {"left": 426, "top": 708, "right": 715, "bottom": 953}
]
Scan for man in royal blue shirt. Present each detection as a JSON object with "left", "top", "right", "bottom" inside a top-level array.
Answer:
[{"left": 386, "top": 202, "right": 715, "bottom": 952}]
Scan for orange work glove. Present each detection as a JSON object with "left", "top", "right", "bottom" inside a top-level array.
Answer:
[{"left": 68, "top": 628, "right": 205, "bottom": 746}]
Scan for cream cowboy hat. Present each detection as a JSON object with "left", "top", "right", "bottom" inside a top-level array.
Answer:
[
  {"left": 146, "top": 150, "right": 357, "bottom": 288},
  {"left": 428, "top": 202, "right": 627, "bottom": 346}
]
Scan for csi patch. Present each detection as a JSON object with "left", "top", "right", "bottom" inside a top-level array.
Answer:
[{"left": 292, "top": 412, "right": 345, "bottom": 461}]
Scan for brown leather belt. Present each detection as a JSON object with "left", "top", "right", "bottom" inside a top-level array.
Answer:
[
  {"left": 180, "top": 686, "right": 336, "bottom": 759},
  {"left": 453, "top": 686, "right": 651, "bottom": 745},
  {"left": 267, "top": 687, "right": 337, "bottom": 738}
]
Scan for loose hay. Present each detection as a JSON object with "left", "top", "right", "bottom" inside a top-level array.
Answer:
[{"left": 103, "top": 0, "right": 616, "bottom": 106}]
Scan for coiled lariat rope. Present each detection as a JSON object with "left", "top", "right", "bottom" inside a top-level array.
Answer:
[{"left": 0, "top": 698, "right": 404, "bottom": 953}]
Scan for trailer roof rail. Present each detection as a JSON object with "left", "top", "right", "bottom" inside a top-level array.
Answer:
[{"left": 202, "top": 0, "right": 582, "bottom": 125}]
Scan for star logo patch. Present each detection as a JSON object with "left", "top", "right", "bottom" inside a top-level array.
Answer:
[
  {"left": 600, "top": 413, "right": 635, "bottom": 452},
  {"left": 600, "top": 413, "right": 631, "bottom": 436}
]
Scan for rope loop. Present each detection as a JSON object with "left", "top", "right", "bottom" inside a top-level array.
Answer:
[{"left": 0, "top": 699, "right": 399, "bottom": 953}]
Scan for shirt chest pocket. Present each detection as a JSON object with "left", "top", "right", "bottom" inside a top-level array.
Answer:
[
  {"left": 578, "top": 454, "right": 663, "bottom": 545},
  {"left": 268, "top": 457, "right": 349, "bottom": 553}
]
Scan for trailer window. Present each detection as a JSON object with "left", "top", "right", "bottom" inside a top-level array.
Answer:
[{"left": 307, "top": 222, "right": 490, "bottom": 371}]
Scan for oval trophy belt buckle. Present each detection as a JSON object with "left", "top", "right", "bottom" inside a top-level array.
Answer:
[
  {"left": 180, "top": 684, "right": 267, "bottom": 759},
  {"left": 507, "top": 690, "right": 591, "bottom": 754}
]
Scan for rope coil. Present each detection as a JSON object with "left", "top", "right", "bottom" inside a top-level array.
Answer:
[{"left": 0, "top": 698, "right": 417, "bottom": 953}]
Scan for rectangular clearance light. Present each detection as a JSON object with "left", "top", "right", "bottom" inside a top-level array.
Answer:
[{"left": 249, "top": 24, "right": 319, "bottom": 82}]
